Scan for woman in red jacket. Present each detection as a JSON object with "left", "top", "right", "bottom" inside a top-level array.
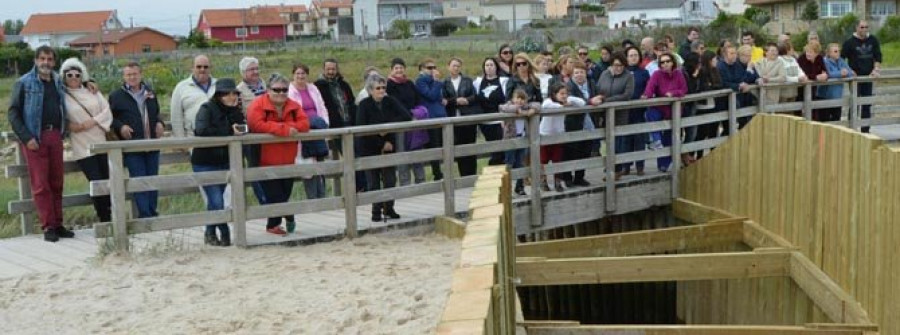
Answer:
[{"left": 247, "top": 74, "right": 310, "bottom": 235}]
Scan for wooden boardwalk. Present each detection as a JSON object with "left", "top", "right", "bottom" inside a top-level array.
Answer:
[{"left": 0, "top": 186, "right": 476, "bottom": 279}]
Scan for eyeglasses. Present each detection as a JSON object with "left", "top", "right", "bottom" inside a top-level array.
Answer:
[
  {"left": 578, "top": 52, "right": 588, "bottom": 56},
  {"left": 245, "top": 67, "right": 259, "bottom": 72},
  {"left": 425, "top": 66, "right": 436, "bottom": 70},
  {"left": 373, "top": 86, "right": 386, "bottom": 91},
  {"left": 611, "top": 63, "right": 624, "bottom": 67},
  {"left": 195, "top": 65, "right": 210, "bottom": 69},
  {"left": 501, "top": 50, "right": 512, "bottom": 55},
  {"left": 860, "top": 26, "right": 869, "bottom": 29},
  {"left": 65, "top": 72, "right": 81, "bottom": 79},
  {"left": 270, "top": 87, "right": 288, "bottom": 94},
  {"left": 659, "top": 59, "right": 673, "bottom": 64},
  {"left": 515, "top": 62, "right": 529, "bottom": 67}
]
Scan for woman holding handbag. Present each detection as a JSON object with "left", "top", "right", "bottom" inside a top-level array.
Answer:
[{"left": 61, "top": 58, "right": 113, "bottom": 223}]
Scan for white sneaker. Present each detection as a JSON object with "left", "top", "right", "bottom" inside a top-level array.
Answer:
[{"left": 648, "top": 140, "right": 664, "bottom": 151}]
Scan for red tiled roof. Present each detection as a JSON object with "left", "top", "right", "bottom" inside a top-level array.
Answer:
[
  {"left": 313, "top": 0, "right": 353, "bottom": 9},
  {"left": 262, "top": 4, "right": 308, "bottom": 13},
  {"left": 200, "top": 7, "right": 287, "bottom": 28},
  {"left": 68, "top": 27, "right": 174, "bottom": 45},
  {"left": 21, "top": 10, "right": 114, "bottom": 35}
]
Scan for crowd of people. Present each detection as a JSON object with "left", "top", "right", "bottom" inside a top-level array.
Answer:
[{"left": 7, "top": 19, "right": 883, "bottom": 244}]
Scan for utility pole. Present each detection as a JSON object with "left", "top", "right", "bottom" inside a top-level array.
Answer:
[
  {"left": 130, "top": 16, "right": 134, "bottom": 29},
  {"left": 188, "top": 14, "right": 193, "bottom": 35},
  {"left": 512, "top": 0, "right": 517, "bottom": 37}
]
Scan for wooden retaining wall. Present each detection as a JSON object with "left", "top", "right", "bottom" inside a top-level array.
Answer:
[{"left": 680, "top": 114, "right": 898, "bottom": 334}]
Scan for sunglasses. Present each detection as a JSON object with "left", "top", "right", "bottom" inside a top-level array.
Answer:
[
  {"left": 501, "top": 50, "right": 512, "bottom": 55},
  {"left": 515, "top": 62, "right": 529, "bottom": 67},
  {"left": 860, "top": 26, "right": 869, "bottom": 28},
  {"left": 195, "top": 65, "right": 210, "bottom": 69},
  {"left": 425, "top": 66, "right": 436, "bottom": 70},
  {"left": 65, "top": 72, "right": 81, "bottom": 79},
  {"left": 270, "top": 87, "right": 288, "bottom": 93},
  {"left": 578, "top": 52, "right": 588, "bottom": 56},
  {"left": 374, "top": 86, "right": 386, "bottom": 91}
]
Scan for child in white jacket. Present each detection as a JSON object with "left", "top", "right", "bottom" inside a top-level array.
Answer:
[{"left": 539, "top": 82, "right": 586, "bottom": 192}]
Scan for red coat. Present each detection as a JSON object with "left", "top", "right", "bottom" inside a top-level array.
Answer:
[{"left": 247, "top": 95, "right": 310, "bottom": 166}]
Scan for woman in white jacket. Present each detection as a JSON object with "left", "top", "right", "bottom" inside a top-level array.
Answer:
[
  {"left": 779, "top": 42, "right": 807, "bottom": 103},
  {"left": 539, "top": 82, "right": 585, "bottom": 193},
  {"left": 61, "top": 58, "right": 114, "bottom": 222}
]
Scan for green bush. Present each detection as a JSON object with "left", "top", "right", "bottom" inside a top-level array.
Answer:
[
  {"left": 877, "top": 15, "right": 900, "bottom": 43},
  {"left": 433, "top": 22, "right": 458, "bottom": 37},
  {"left": 512, "top": 36, "right": 544, "bottom": 53}
]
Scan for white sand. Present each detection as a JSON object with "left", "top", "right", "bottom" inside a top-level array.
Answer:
[{"left": 0, "top": 232, "right": 460, "bottom": 335}]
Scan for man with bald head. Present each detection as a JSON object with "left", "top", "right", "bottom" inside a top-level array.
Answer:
[
  {"left": 640, "top": 37, "right": 655, "bottom": 68},
  {"left": 843, "top": 19, "right": 882, "bottom": 133},
  {"left": 170, "top": 55, "right": 217, "bottom": 137}
]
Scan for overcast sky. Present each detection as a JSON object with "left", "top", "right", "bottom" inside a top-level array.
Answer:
[{"left": 2, "top": 0, "right": 313, "bottom": 36}]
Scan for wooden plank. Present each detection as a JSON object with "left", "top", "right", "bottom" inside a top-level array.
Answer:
[
  {"left": 4, "top": 151, "right": 190, "bottom": 178},
  {"left": 95, "top": 210, "right": 232, "bottom": 238},
  {"left": 516, "top": 251, "right": 790, "bottom": 286},
  {"left": 435, "top": 216, "right": 466, "bottom": 239},
  {"left": 526, "top": 325, "right": 865, "bottom": 335},
  {"left": 107, "top": 149, "right": 129, "bottom": 251},
  {"left": 672, "top": 198, "right": 737, "bottom": 223},
  {"left": 339, "top": 134, "right": 358, "bottom": 238},
  {"left": 450, "top": 266, "right": 495, "bottom": 292},
  {"left": 789, "top": 252, "right": 872, "bottom": 324},
  {"left": 440, "top": 289, "right": 493, "bottom": 322},
  {"left": 516, "top": 219, "right": 744, "bottom": 258},
  {"left": 743, "top": 221, "right": 797, "bottom": 249}
]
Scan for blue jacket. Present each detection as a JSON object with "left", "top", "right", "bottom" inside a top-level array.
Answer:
[
  {"left": 626, "top": 65, "right": 650, "bottom": 100},
  {"left": 415, "top": 73, "right": 447, "bottom": 118},
  {"left": 8, "top": 66, "right": 67, "bottom": 143},
  {"left": 819, "top": 57, "right": 854, "bottom": 99},
  {"left": 718, "top": 60, "right": 757, "bottom": 107}
]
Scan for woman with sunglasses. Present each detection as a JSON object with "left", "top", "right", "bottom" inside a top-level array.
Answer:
[
  {"left": 641, "top": 52, "right": 687, "bottom": 173},
  {"left": 357, "top": 74, "right": 413, "bottom": 221},
  {"left": 510, "top": 53, "right": 543, "bottom": 103},
  {"left": 61, "top": 58, "right": 113, "bottom": 224},
  {"left": 415, "top": 58, "right": 446, "bottom": 181},
  {"left": 192, "top": 79, "right": 247, "bottom": 246},
  {"left": 497, "top": 44, "right": 514, "bottom": 77},
  {"left": 248, "top": 74, "right": 310, "bottom": 236}
]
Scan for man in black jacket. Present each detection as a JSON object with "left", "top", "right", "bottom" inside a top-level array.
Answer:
[
  {"left": 108, "top": 62, "right": 164, "bottom": 218},
  {"left": 314, "top": 58, "right": 356, "bottom": 150},
  {"left": 842, "top": 20, "right": 882, "bottom": 133}
]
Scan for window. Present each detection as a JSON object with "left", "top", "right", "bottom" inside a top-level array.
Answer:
[
  {"left": 236, "top": 27, "right": 248, "bottom": 37},
  {"left": 142, "top": 44, "right": 151, "bottom": 53},
  {"left": 250, "top": 26, "right": 260, "bottom": 34},
  {"left": 820, "top": 0, "right": 853, "bottom": 17},
  {"left": 795, "top": 2, "right": 804, "bottom": 19},
  {"left": 771, "top": 4, "right": 780, "bottom": 21},
  {"left": 102, "top": 46, "right": 109, "bottom": 55},
  {"left": 450, "top": 1, "right": 457, "bottom": 9},
  {"left": 871, "top": 1, "right": 897, "bottom": 16},
  {"left": 690, "top": 1, "right": 700, "bottom": 12},
  {"left": 415, "top": 23, "right": 427, "bottom": 32}
]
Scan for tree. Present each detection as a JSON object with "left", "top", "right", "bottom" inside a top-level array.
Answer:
[
  {"left": 387, "top": 19, "right": 411, "bottom": 39},
  {"left": 3, "top": 19, "right": 24, "bottom": 35},
  {"left": 743, "top": 7, "right": 771, "bottom": 27},
  {"left": 182, "top": 29, "right": 210, "bottom": 48},
  {"left": 802, "top": 0, "right": 820, "bottom": 31}
]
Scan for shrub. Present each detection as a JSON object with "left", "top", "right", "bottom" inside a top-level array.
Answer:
[
  {"left": 512, "top": 36, "right": 544, "bottom": 53},
  {"left": 433, "top": 22, "right": 458, "bottom": 37},
  {"left": 877, "top": 15, "right": 900, "bottom": 43}
]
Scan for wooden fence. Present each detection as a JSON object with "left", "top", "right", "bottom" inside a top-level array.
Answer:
[
  {"left": 680, "top": 113, "right": 899, "bottom": 334},
  {"left": 5, "top": 75, "right": 900, "bottom": 251},
  {"left": 435, "top": 165, "right": 518, "bottom": 334}
]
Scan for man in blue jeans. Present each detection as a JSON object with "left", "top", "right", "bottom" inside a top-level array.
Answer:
[{"left": 108, "top": 62, "right": 164, "bottom": 218}]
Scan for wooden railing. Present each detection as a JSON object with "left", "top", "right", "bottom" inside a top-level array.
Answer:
[{"left": 5, "top": 75, "right": 900, "bottom": 250}]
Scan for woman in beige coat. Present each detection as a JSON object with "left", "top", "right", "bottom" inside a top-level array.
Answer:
[
  {"left": 61, "top": 58, "right": 114, "bottom": 222},
  {"left": 754, "top": 43, "right": 786, "bottom": 106}
]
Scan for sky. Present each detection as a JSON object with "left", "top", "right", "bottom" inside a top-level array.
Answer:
[{"left": 1, "top": 0, "right": 313, "bottom": 36}]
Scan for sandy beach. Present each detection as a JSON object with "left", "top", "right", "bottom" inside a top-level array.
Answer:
[{"left": 0, "top": 232, "right": 460, "bottom": 335}]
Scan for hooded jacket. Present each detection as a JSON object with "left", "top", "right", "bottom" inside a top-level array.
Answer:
[{"left": 415, "top": 72, "right": 447, "bottom": 118}]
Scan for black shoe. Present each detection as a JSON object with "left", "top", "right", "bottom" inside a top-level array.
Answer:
[
  {"left": 44, "top": 229, "right": 59, "bottom": 242},
  {"left": 383, "top": 209, "right": 401, "bottom": 220},
  {"left": 56, "top": 226, "right": 75, "bottom": 238},
  {"left": 204, "top": 234, "right": 221, "bottom": 246},
  {"left": 554, "top": 183, "right": 565, "bottom": 193},
  {"left": 563, "top": 179, "right": 574, "bottom": 188},
  {"left": 371, "top": 213, "right": 382, "bottom": 222},
  {"left": 219, "top": 233, "right": 231, "bottom": 247},
  {"left": 573, "top": 179, "right": 591, "bottom": 187}
]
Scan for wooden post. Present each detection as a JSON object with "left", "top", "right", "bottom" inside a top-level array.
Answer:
[
  {"left": 802, "top": 83, "right": 813, "bottom": 120},
  {"left": 15, "top": 146, "right": 35, "bottom": 236},
  {"left": 330, "top": 137, "right": 342, "bottom": 197},
  {"left": 728, "top": 91, "right": 739, "bottom": 134},
  {"left": 671, "top": 101, "right": 682, "bottom": 199},
  {"left": 849, "top": 80, "right": 859, "bottom": 130},
  {"left": 340, "top": 133, "right": 358, "bottom": 238},
  {"left": 442, "top": 123, "right": 456, "bottom": 217},
  {"left": 107, "top": 148, "right": 129, "bottom": 251},
  {"left": 228, "top": 141, "right": 247, "bottom": 247},
  {"left": 759, "top": 85, "right": 767, "bottom": 114},
  {"left": 604, "top": 107, "right": 617, "bottom": 212},
  {"left": 528, "top": 113, "right": 543, "bottom": 227}
]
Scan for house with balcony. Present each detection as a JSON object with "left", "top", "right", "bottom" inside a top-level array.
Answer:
[
  {"left": 745, "top": 0, "right": 895, "bottom": 34},
  {"left": 267, "top": 5, "right": 316, "bottom": 38},
  {"left": 607, "top": 0, "right": 718, "bottom": 29},
  {"left": 21, "top": 10, "right": 123, "bottom": 49},
  {"left": 354, "top": 0, "right": 443, "bottom": 38},
  {"left": 312, "top": 0, "right": 355, "bottom": 39}
]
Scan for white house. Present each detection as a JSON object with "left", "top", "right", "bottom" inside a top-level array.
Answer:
[
  {"left": 21, "top": 10, "right": 122, "bottom": 49},
  {"left": 353, "top": 0, "right": 442, "bottom": 38},
  {"left": 483, "top": 0, "right": 546, "bottom": 33},
  {"left": 608, "top": 0, "right": 719, "bottom": 29}
]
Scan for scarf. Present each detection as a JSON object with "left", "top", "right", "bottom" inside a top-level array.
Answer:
[{"left": 389, "top": 74, "right": 408, "bottom": 84}]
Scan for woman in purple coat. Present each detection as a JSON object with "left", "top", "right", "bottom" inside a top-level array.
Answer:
[{"left": 641, "top": 52, "right": 687, "bottom": 172}]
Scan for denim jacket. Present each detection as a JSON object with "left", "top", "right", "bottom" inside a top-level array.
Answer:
[{"left": 7, "top": 66, "right": 67, "bottom": 143}]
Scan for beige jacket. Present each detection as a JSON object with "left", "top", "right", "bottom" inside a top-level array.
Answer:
[
  {"left": 755, "top": 57, "right": 785, "bottom": 105},
  {"left": 64, "top": 88, "right": 113, "bottom": 160},
  {"left": 170, "top": 76, "right": 216, "bottom": 137}
]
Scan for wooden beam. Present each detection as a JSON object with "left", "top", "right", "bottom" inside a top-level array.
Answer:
[
  {"left": 743, "top": 221, "right": 797, "bottom": 249},
  {"left": 516, "top": 251, "right": 790, "bottom": 286},
  {"left": 435, "top": 216, "right": 466, "bottom": 240},
  {"left": 525, "top": 325, "right": 866, "bottom": 335},
  {"left": 673, "top": 198, "right": 738, "bottom": 223},
  {"left": 516, "top": 219, "right": 745, "bottom": 258},
  {"left": 789, "top": 252, "right": 873, "bottom": 324}
]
